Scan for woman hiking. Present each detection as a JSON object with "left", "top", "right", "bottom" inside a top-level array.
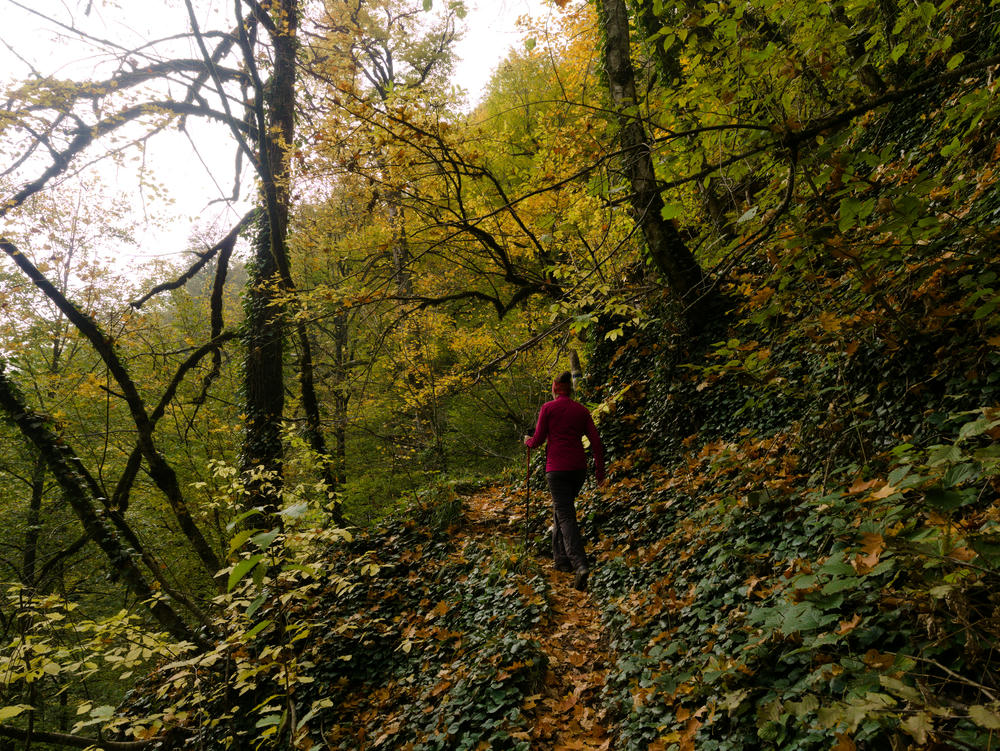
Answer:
[{"left": 524, "top": 371, "right": 605, "bottom": 592}]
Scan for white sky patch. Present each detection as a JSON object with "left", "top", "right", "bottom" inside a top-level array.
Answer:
[{"left": 453, "top": 0, "right": 550, "bottom": 105}]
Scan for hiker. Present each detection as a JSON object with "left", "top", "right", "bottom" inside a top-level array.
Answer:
[{"left": 524, "top": 371, "right": 605, "bottom": 592}]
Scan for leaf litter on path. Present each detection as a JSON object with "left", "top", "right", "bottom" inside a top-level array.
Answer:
[{"left": 464, "top": 488, "right": 614, "bottom": 751}]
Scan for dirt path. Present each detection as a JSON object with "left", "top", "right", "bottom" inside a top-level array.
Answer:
[{"left": 465, "top": 488, "right": 613, "bottom": 751}]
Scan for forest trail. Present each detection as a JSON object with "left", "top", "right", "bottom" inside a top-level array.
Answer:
[{"left": 464, "top": 487, "right": 614, "bottom": 751}]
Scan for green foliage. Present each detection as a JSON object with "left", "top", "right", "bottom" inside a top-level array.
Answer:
[{"left": 0, "top": 588, "right": 189, "bottom": 741}]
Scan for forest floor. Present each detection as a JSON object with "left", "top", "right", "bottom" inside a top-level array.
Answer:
[{"left": 464, "top": 488, "right": 614, "bottom": 751}]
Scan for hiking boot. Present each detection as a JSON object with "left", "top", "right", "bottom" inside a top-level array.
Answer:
[
  {"left": 573, "top": 567, "right": 590, "bottom": 592},
  {"left": 555, "top": 562, "right": 574, "bottom": 573}
]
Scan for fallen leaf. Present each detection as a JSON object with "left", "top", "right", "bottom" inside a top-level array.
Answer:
[
  {"left": 848, "top": 478, "right": 879, "bottom": 495},
  {"left": 837, "top": 613, "right": 862, "bottom": 635},
  {"left": 969, "top": 705, "right": 1000, "bottom": 729},
  {"left": 852, "top": 533, "right": 884, "bottom": 574},
  {"left": 869, "top": 483, "right": 898, "bottom": 499},
  {"left": 833, "top": 732, "right": 857, "bottom": 750}
]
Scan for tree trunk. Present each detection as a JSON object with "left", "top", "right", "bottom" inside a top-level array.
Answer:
[
  {"left": 23, "top": 454, "right": 45, "bottom": 589},
  {"left": 297, "top": 320, "right": 345, "bottom": 524},
  {"left": 242, "top": 213, "right": 287, "bottom": 514},
  {"left": 240, "top": 0, "right": 299, "bottom": 517},
  {"left": 597, "top": 0, "right": 706, "bottom": 308},
  {"left": 331, "top": 307, "right": 350, "bottom": 488}
]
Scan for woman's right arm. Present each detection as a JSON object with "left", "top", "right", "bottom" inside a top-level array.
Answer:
[{"left": 524, "top": 404, "right": 549, "bottom": 447}]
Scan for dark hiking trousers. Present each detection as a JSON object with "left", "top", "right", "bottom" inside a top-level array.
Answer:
[{"left": 546, "top": 469, "right": 588, "bottom": 572}]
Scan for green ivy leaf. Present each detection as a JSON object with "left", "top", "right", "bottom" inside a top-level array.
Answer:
[
  {"left": 968, "top": 535, "right": 1000, "bottom": 567},
  {"left": 924, "top": 487, "right": 970, "bottom": 511}
]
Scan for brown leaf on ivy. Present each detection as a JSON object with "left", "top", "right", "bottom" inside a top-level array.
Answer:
[
  {"left": 948, "top": 546, "right": 976, "bottom": 562},
  {"left": 680, "top": 714, "right": 703, "bottom": 751},
  {"left": 750, "top": 286, "right": 775, "bottom": 307},
  {"left": 429, "top": 679, "right": 451, "bottom": 697},
  {"left": 836, "top": 614, "right": 861, "bottom": 636},
  {"left": 863, "top": 649, "right": 895, "bottom": 669},
  {"left": 848, "top": 478, "right": 879, "bottom": 495},
  {"left": 833, "top": 732, "right": 857, "bottom": 750},
  {"left": 869, "top": 483, "right": 898, "bottom": 500},
  {"left": 818, "top": 311, "right": 843, "bottom": 333},
  {"left": 852, "top": 533, "right": 884, "bottom": 574}
]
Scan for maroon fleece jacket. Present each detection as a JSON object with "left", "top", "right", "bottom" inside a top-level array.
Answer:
[{"left": 525, "top": 395, "right": 605, "bottom": 481}]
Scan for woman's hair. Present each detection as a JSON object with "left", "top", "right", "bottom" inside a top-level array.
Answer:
[{"left": 553, "top": 371, "right": 573, "bottom": 396}]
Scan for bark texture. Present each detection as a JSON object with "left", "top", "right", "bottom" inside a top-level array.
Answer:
[
  {"left": 598, "top": 0, "right": 706, "bottom": 305},
  {"left": 240, "top": 0, "right": 299, "bottom": 515}
]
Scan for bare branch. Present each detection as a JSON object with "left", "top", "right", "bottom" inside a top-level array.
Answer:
[
  {"left": 0, "top": 721, "right": 169, "bottom": 749},
  {"left": 130, "top": 211, "right": 254, "bottom": 308}
]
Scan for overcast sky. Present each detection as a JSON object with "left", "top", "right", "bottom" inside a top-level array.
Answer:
[
  {"left": 0, "top": 0, "right": 550, "bottom": 265},
  {"left": 455, "top": 0, "right": 548, "bottom": 102},
  {"left": 1, "top": 0, "right": 546, "bottom": 97}
]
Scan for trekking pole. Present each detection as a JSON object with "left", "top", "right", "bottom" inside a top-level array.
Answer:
[{"left": 524, "top": 444, "right": 531, "bottom": 548}]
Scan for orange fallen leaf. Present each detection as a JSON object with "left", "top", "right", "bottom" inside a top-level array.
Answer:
[
  {"left": 863, "top": 649, "right": 894, "bottom": 669},
  {"left": 680, "top": 715, "right": 703, "bottom": 751},
  {"left": 837, "top": 613, "right": 862, "bottom": 635},
  {"left": 948, "top": 546, "right": 976, "bottom": 562},
  {"left": 848, "top": 478, "right": 879, "bottom": 495},
  {"left": 852, "top": 533, "right": 884, "bottom": 574}
]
